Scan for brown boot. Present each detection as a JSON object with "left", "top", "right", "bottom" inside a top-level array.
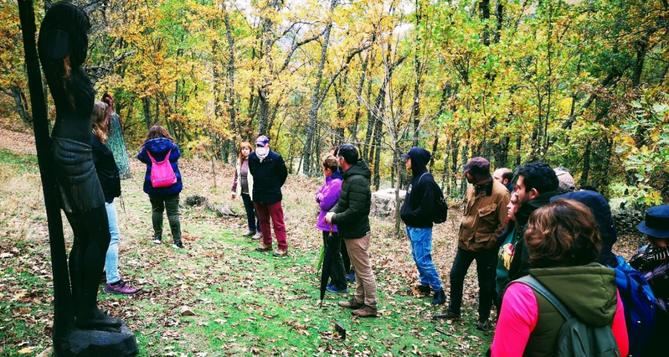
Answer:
[
  {"left": 338, "top": 299, "right": 364, "bottom": 309},
  {"left": 352, "top": 305, "right": 378, "bottom": 318}
]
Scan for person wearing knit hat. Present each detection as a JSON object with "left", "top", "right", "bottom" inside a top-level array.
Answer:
[
  {"left": 630, "top": 204, "right": 669, "bottom": 355},
  {"left": 554, "top": 167, "right": 575, "bottom": 193},
  {"left": 434, "top": 157, "right": 509, "bottom": 330}
]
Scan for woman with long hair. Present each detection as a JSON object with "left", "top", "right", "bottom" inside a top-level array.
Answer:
[
  {"left": 91, "top": 101, "right": 139, "bottom": 294},
  {"left": 231, "top": 141, "right": 260, "bottom": 239},
  {"left": 491, "top": 199, "right": 628, "bottom": 356},
  {"left": 101, "top": 93, "right": 131, "bottom": 179},
  {"left": 137, "top": 125, "right": 184, "bottom": 248}
]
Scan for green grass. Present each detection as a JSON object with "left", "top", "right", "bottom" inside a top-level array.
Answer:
[{"left": 0, "top": 149, "right": 37, "bottom": 174}]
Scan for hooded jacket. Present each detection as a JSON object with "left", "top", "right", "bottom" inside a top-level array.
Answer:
[
  {"left": 459, "top": 178, "right": 510, "bottom": 251},
  {"left": 248, "top": 150, "right": 288, "bottom": 204},
  {"left": 400, "top": 147, "right": 439, "bottom": 228},
  {"left": 137, "top": 137, "right": 183, "bottom": 197},
  {"left": 331, "top": 161, "right": 372, "bottom": 239},
  {"left": 315, "top": 170, "right": 343, "bottom": 232}
]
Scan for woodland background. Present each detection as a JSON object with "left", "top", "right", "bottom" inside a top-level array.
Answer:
[{"left": 1, "top": 0, "right": 668, "bottom": 204}]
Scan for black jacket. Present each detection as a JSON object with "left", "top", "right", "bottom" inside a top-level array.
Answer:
[
  {"left": 332, "top": 161, "right": 372, "bottom": 239},
  {"left": 248, "top": 150, "right": 288, "bottom": 204},
  {"left": 400, "top": 148, "right": 437, "bottom": 228},
  {"left": 92, "top": 135, "right": 121, "bottom": 203}
]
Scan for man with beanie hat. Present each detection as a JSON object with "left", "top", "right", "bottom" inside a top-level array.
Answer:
[
  {"left": 400, "top": 147, "right": 446, "bottom": 305},
  {"left": 325, "top": 144, "right": 377, "bottom": 317},
  {"left": 434, "top": 157, "right": 509, "bottom": 330}
]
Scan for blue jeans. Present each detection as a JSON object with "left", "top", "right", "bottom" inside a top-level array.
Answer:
[
  {"left": 407, "top": 226, "right": 443, "bottom": 291},
  {"left": 104, "top": 202, "right": 121, "bottom": 284}
]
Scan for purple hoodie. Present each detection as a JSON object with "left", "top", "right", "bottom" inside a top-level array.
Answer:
[{"left": 315, "top": 175, "right": 342, "bottom": 232}]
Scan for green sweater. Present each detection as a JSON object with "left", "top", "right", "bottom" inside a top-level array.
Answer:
[{"left": 331, "top": 161, "right": 372, "bottom": 239}]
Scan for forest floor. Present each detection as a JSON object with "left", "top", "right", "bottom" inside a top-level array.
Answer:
[{"left": 0, "top": 128, "right": 640, "bottom": 356}]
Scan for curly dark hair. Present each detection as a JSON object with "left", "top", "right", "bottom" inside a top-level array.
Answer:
[
  {"left": 514, "top": 161, "right": 558, "bottom": 194},
  {"left": 525, "top": 199, "right": 601, "bottom": 268}
]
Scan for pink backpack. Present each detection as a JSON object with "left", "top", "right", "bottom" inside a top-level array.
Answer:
[{"left": 147, "top": 149, "right": 177, "bottom": 188}]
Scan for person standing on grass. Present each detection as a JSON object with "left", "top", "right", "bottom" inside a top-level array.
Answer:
[
  {"left": 231, "top": 141, "right": 261, "bottom": 240},
  {"left": 325, "top": 144, "right": 377, "bottom": 318},
  {"left": 91, "top": 101, "right": 139, "bottom": 295},
  {"left": 316, "top": 155, "right": 347, "bottom": 294},
  {"left": 137, "top": 125, "right": 184, "bottom": 249},
  {"left": 400, "top": 147, "right": 446, "bottom": 305},
  {"left": 434, "top": 157, "right": 509, "bottom": 330},
  {"left": 248, "top": 135, "right": 289, "bottom": 257}
]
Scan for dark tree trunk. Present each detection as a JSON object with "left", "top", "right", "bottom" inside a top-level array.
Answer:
[
  {"left": 581, "top": 140, "right": 592, "bottom": 187},
  {"left": 142, "top": 96, "right": 152, "bottom": 129}
]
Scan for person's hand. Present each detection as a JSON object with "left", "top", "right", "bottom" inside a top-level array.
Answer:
[
  {"left": 231, "top": 193, "right": 236, "bottom": 200},
  {"left": 325, "top": 212, "right": 335, "bottom": 223}
]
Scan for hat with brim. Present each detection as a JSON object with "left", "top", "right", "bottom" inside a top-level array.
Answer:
[{"left": 637, "top": 205, "right": 669, "bottom": 239}]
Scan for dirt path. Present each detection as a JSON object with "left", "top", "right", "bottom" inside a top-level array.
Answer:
[{"left": 0, "top": 128, "right": 35, "bottom": 155}]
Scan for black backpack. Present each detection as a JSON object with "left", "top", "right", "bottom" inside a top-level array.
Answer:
[
  {"left": 417, "top": 173, "right": 448, "bottom": 224},
  {"left": 516, "top": 275, "right": 621, "bottom": 357}
]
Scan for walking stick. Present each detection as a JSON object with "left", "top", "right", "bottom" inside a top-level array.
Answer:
[{"left": 17, "top": 0, "right": 74, "bottom": 346}]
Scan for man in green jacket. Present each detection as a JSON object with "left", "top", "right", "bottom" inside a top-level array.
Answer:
[{"left": 325, "top": 144, "right": 377, "bottom": 317}]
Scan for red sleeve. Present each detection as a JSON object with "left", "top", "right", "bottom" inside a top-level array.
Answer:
[
  {"left": 612, "top": 289, "right": 629, "bottom": 357},
  {"left": 491, "top": 283, "right": 538, "bottom": 357}
]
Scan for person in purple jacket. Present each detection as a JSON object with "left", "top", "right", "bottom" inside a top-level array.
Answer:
[
  {"left": 316, "top": 155, "right": 348, "bottom": 293},
  {"left": 137, "top": 125, "right": 184, "bottom": 248}
]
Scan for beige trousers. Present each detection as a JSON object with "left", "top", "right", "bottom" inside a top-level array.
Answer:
[{"left": 344, "top": 234, "right": 377, "bottom": 308}]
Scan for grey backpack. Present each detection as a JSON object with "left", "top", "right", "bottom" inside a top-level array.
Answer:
[{"left": 516, "top": 275, "right": 620, "bottom": 357}]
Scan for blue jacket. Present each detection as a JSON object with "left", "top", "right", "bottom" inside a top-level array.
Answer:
[
  {"left": 248, "top": 150, "right": 288, "bottom": 204},
  {"left": 137, "top": 138, "right": 183, "bottom": 197}
]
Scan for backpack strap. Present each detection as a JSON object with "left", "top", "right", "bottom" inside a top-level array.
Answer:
[
  {"left": 146, "top": 149, "right": 172, "bottom": 164},
  {"left": 515, "top": 275, "right": 573, "bottom": 320},
  {"left": 416, "top": 172, "right": 430, "bottom": 185}
]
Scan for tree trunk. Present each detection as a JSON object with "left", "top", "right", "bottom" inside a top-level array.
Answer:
[
  {"left": 11, "top": 86, "right": 32, "bottom": 125},
  {"left": 580, "top": 140, "right": 591, "bottom": 187},
  {"left": 142, "top": 96, "right": 152, "bottom": 129},
  {"left": 302, "top": 0, "right": 337, "bottom": 175},
  {"left": 222, "top": 5, "right": 239, "bottom": 135},
  {"left": 351, "top": 51, "right": 370, "bottom": 142}
]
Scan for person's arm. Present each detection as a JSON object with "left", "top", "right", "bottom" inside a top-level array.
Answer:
[
  {"left": 331, "top": 177, "right": 369, "bottom": 225},
  {"left": 612, "top": 289, "right": 629, "bottom": 357},
  {"left": 170, "top": 143, "right": 181, "bottom": 161},
  {"left": 495, "top": 192, "right": 510, "bottom": 235},
  {"left": 137, "top": 145, "right": 149, "bottom": 163},
  {"left": 276, "top": 154, "right": 288, "bottom": 186},
  {"left": 320, "top": 180, "right": 342, "bottom": 212},
  {"left": 409, "top": 179, "right": 437, "bottom": 220},
  {"left": 490, "top": 283, "right": 538, "bottom": 357},
  {"left": 231, "top": 165, "right": 239, "bottom": 193}
]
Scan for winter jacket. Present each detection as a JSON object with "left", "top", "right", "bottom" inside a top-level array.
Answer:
[
  {"left": 248, "top": 150, "right": 288, "bottom": 204},
  {"left": 232, "top": 158, "right": 254, "bottom": 200},
  {"left": 316, "top": 173, "right": 343, "bottom": 232},
  {"left": 331, "top": 161, "right": 372, "bottom": 239},
  {"left": 507, "top": 191, "right": 558, "bottom": 282},
  {"left": 458, "top": 178, "right": 510, "bottom": 251},
  {"left": 137, "top": 137, "right": 183, "bottom": 197},
  {"left": 400, "top": 147, "right": 439, "bottom": 228},
  {"left": 491, "top": 263, "right": 628, "bottom": 357},
  {"left": 91, "top": 135, "right": 121, "bottom": 203}
]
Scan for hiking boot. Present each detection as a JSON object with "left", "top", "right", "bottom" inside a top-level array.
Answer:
[
  {"left": 256, "top": 243, "right": 271, "bottom": 252},
  {"left": 345, "top": 271, "right": 356, "bottom": 283},
  {"left": 173, "top": 241, "right": 184, "bottom": 249},
  {"left": 432, "top": 310, "right": 461, "bottom": 320},
  {"left": 476, "top": 319, "right": 492, "bottom": 331},
  {"left": 326, "top": 283, "right": 348, "bottom": 294},
  {"left": 252, "top": 232, "right": 261, "bottom": 240},
  {"left": 338, "top": 299, "right": 364, "bottom": 309},
  {"left": 273, "top": 249, "right": 288, "bottom": 257},
  {"left": 104, "top": 280, "right": 140, "bottom": 295},
  {"left": 412, "top": 284, "right": 431, "bottom": 297},
  {"left": 243, "top": 231, "right": 255, "bottom": 238},
  {"left": 352, "top": 305, "right": 378, "bottom": 318},
  {"left": 431, "top": 289, "right": 446, "bottom": 305}
]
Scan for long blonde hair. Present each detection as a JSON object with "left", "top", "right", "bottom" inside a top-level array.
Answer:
[
  {"left": 91, "top": 100, "right": 109, "bottom": 143},
  {"left": 238, "top": 141, "right": 253, "bottom": 165}
]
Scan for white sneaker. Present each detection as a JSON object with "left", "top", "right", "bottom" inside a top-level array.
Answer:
[
  {"left": 252, "top": 232, "right": 261, "bottom": 240},
  {"left": 152, "top": 239, "right": 161, "bottom": 244}
]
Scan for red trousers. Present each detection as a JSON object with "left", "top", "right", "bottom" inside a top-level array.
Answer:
[{"left": 254, "top": 201, "right": 288, "bottom": 251}]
